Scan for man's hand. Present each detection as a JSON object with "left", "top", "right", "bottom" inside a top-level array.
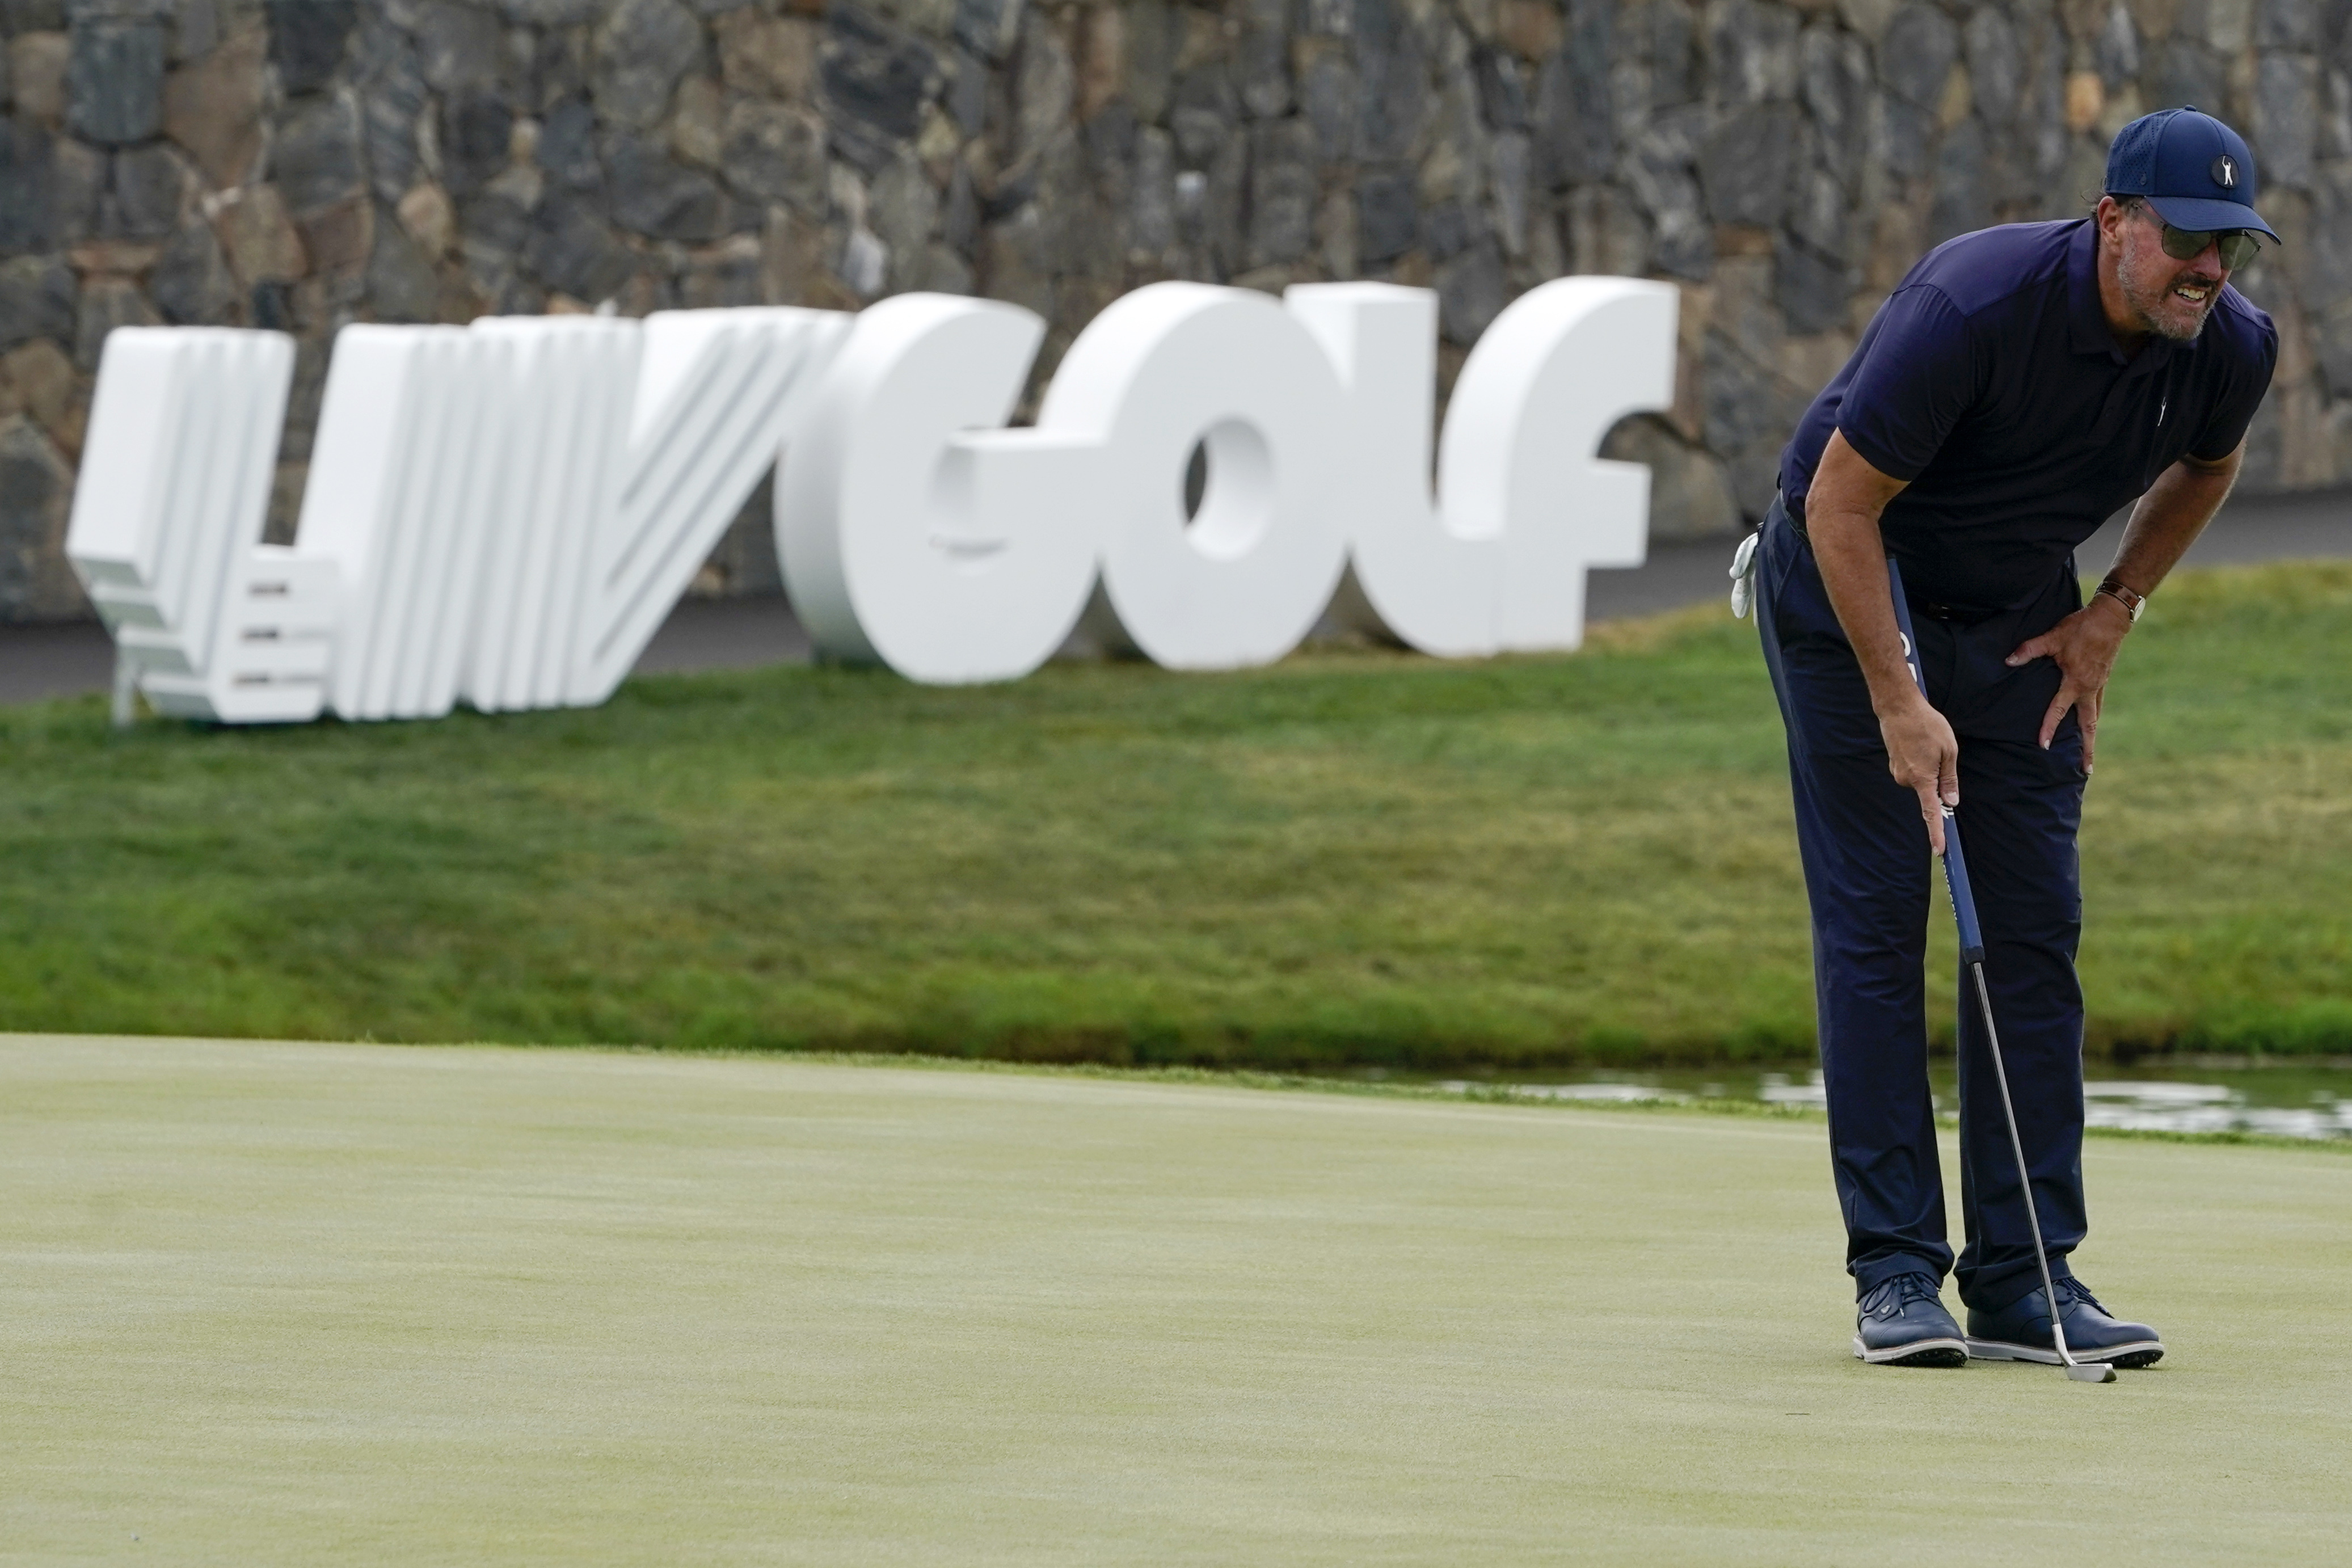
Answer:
[
  {"left": 1879, "top": 695, "right": 1961, "bottom": 854},
  {"left": 2004, "top": 594, "right": 2132, "bottom": 773}
]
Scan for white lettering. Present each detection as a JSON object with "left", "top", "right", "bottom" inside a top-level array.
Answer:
[{"left": 64, "top": 279, "right": 1679, "bottom": 725}]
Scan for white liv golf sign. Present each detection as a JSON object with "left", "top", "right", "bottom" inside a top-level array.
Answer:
[{"left": 65, "top": 277, "right": 1676, "bottom": 724}]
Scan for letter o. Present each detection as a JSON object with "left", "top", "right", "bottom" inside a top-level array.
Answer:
[{"left": 1038, "top": 284, "right": 1350, "bottom": 670}]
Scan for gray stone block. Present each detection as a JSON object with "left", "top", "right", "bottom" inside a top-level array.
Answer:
[
  {"left": 0, "top": 255, "right": 74, "bottom": 349},
  {"left": 822, "top": 4, "right": 937, "bottom": 173},
  {"left": 595, "top": 0, "right": 701, "bottom": 132},
  {"left": 1171, "top": 65, "right": 1238, "bottom": 167},
  {"left": 1246, "top": 117, "right": 1314, "bottom": 267},
  {"left": 947, "top": 47, "right": 988, "bottom": 137},
  {"left": 1701, "top": 330, "right": 1778, "bottom": 457},
  {"left": 1475, "top": 48, "right": 1528, "bottom": 130},
  {"left": 1130, "top": 125, "right": 1175, "bottom": 255},
  {"left": 413, "top": 1, "right": 505, "bottom": 94},
  {"left": 1879, "top": 3, "right": 1956, "bottom": 107},
  {"left": 1085, "top": 99, "right": 1136, "bottom": 186},
  {"left": 539, "top": 97, "right": 602, "bottom": 192},
  {"left": 2259, "top": 0, "right": 2319, "bottom": 52},
  {"left": 1234, "top": 0, "right": 1289, "bottom": 119},
  {"left": 1963, "top": 8, "right": 2018, "bottom": 124},
  {"left": 66, "top": 16, "right": 162, "bottom": 142},
  {"left": 272, "top": 91, "right": 364, "bottom": 215},
  {"left": 267, "top": 0, "right": 355, "bottom": 96},
  {"left": 498, "top": 0, "right": 609, "bottom": 23},
  {"left": 71, "top": 272, "right": 155, "bottom": 372},
  {"left": 0, "top": 414, "right": 79, "bottom": 621},
  {"left": 2305, "top": 160, "right": 2352, "bottom": 310},
  {"left": 1877, "top": 94, "right": 1934, "bottom": 182},
  {"left": 1563, "top": 181, "right": 1651, "bottom": 276},
  {"left": 1204, "top": 134, "right": 1246, "bottom": 277},
  {"left": 942, "top": 156, "right": 978, "bottom": 253},
  {"left": 1351, "top": 0, "right": 1425, "bottom": 166},
  {"left": 1698, "top": 102, "right": 1797, "bottom": 226},
  {"left": 2255, "top": 53, "right": 2319, "bottom": 189},
  {"left": 1928, "top": 116, "right": 1987, "bottom": 243},
  {"left": 149, "top": 216, "right": 235, "bottom": 322},
  {"left": 1776, "top": 239, "right": 1849, "bottom": 334},
  {"left": 1435, "top": 238, "right": 1504, "bottom": 344},
  {"left": 0, "top": 120, "right": 57, "bottom": 252},
  {"left": 1422, "top": 197, "right": 1473, "bottom": 261},
  {"left": 53, "top": 131, "right": 103, "bottom": 242},
  {"left": 528, "top": 23, "right": 592, "bottom": 112},
  {"left": 868, "top": 151, "right": 937, "bottom": 264},
  {"left": 366, "top": 204, "right": 440, "bottom": 319},
  {"left": 2097, "top": 1, "right": 2139, "bottom": 87},
  {"left": 721, "top": 98, "right": 825, "bottom": 214},
  {"left": 1648, "top": 0, "right": 1698, "bottom": 112},
  {"left": 440, "top": 86, "right": 515, "bottom": 199},
  {"left": 1625, "top": 123, "right": 1711, "bottom": 278},
  {"left": 3, "top": 1, "right": 68, "bottom": 32},
  {"left": 1122, "top": 0, "right": 1175, "bottom": 123},
  {"left": 1493, "top": 130, "right": 1530, "bottom": 255},
  {"left": 603, "top": 128, "right": 720, "bottom": 239},
  {"left": 1531, "top": 4, "right": 1611, "bottom": 186},
  {"left": 953, "top": 0, "right": 1020, "bottom": 64},
  {"left": 2152, "top": 39, "right": 2228, "bottom": 119},
  {"left": 460, "top": 189, "right": 532, "bottom": 258},
  {"left": 1708, "top": 0, "right": 1798, "bottom": 107},
  {"left": 102, "top": 139, "right": 191, "bottom": 238},
  {"left": 1010, "top": 6, "right": 1070, "bottom": 161},
  {"left": 352, "top": 16, "right": 427, "bottom": 203},
  {"left": 1787, "top": 159, "right": 1845, "bottom": 260},
  {"left": 1800, "top": 23, "right": 1871, "bottom": 186},
  {"left": 1299, "top": 47, "right": 1356, "bottom": 165},
  {"left": 1355, "top": 168, "right": 1417, "bottom": 262},
  {"left": 2315, "top": 300, "right": 2352, "bottom": 395},
  {"left": 527, "top": 193, "right": 640, "bottom": 301}
]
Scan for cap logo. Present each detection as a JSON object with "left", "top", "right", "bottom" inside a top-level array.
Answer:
[{"left": 2213, "top": 154, "right": 2239, "bottom": 188}]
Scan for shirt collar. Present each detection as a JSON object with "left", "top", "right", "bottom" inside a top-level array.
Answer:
[{"left": 2067, "top": 216, "right": 2176, "bottom": 370}]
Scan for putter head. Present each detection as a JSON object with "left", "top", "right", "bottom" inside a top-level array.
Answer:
[{"left": 2066, "top": 1362, "right": 2118, "bottom": 1384}]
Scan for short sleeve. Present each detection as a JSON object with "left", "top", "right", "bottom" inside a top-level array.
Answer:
[
  {"left": 2189, "top": 315, "right": 2279, "bottom": 462},
  {"left": 1833, "top": 286, "right": 1981, "bottom": 482}
]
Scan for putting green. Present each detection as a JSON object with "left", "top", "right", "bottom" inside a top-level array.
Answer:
[{"left": 4, "top": 1037, "right": 2346, "bottom": 1564}]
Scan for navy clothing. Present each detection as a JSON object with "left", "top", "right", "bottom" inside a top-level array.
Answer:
[
  {"left": 1781, "top": 218, "right": 2277, "bottom": 614},
  {"left": 1756, "top": 501, "right": 2088, "bottom": 1308}
]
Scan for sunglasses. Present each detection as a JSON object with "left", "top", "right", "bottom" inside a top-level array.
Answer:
[{"left": 2154, "top": 220, "right": 2261, "bottom": 271}]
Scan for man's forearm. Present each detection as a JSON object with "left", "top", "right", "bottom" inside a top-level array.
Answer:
[
  {"left": 1805, "top": 431, "right": 1926, "bottom": 719},
  {"left": 2108, "top": 448, "right": 2242, "bottom": 596},
  {"left": 1809, "top": 501, "right": 1927, "bottom": 718}
]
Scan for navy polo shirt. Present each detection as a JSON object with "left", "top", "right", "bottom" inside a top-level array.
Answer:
[{"left": 1779, "top": 218, "right": 2277, "bottom": 613}]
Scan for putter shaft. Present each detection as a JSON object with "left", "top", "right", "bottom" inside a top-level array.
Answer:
[{"left": 1886, "top": 558, "right": 2109, "bottom": 1381}]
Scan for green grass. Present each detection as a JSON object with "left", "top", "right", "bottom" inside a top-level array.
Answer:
[
  {"left": 5, "top": 1035, "right": 2349, "bottom": 1564},
  {"left": 2, "top": 562, "right": 2349, "bottom": 1068}
]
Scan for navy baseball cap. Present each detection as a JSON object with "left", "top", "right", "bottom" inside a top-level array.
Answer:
[{"left": 2105, "top": 107, "right": 2279, "bottom": 239}]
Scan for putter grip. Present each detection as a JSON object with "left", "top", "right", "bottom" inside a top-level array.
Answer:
[{"left": 1886, "top": 560, "right": 1988, "bottom": 966}]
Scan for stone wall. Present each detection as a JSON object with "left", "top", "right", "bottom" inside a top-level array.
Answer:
[{"left": 2, "top": 0, "right": 2345, "bottom": 622}]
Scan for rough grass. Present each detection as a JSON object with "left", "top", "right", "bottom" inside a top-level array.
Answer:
[{"left": 1, "top": 562, "right": 2347, "bottom": 1068}]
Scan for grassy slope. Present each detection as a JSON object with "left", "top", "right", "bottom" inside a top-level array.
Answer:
[
  {"left": 4, "top": 1037, "right": 2349, "bottom": 1565},
  {"left": 1, "top": 562, "right": 2347, "bottom": 1067}
]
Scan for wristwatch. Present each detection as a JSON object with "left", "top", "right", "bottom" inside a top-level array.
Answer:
[{"left": 2094, "top": 577, "right": 2146, "bottom": 622}]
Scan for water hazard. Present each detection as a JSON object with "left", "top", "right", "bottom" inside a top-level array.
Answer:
[{"left": 1408, "top": 1061, "right": 2352, "bottom": 1140}]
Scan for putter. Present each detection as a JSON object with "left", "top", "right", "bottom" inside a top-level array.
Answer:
[{"left": 1887, "top": 560, "right": 2116, "bottom": 1385}]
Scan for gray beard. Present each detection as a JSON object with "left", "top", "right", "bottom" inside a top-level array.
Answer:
[{"left": 2123, "top": 265, "right": 2215, "bottom": 343}]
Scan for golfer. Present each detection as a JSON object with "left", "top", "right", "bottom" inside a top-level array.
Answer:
[{"left": 1752, "top": 107, "right": 2278, "bottom": 1368}]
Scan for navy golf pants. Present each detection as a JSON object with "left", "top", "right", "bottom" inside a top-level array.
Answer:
[{"left": 1754, "top": 499, "right": 2089, "bottom": 1311}]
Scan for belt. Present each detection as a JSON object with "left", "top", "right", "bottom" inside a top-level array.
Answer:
[{"left": 1777, "top": 492, "right": 1985, "bottom": 625}]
